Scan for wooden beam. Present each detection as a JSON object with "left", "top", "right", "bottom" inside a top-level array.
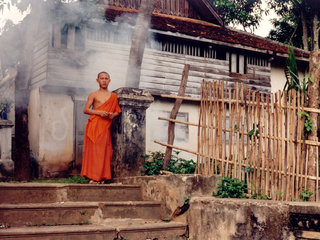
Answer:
[{"left": 163, "top": 64, "right": 190, "bottom": 167}]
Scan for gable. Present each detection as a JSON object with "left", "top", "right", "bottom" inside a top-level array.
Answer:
[{"left": 100, "top": 0, "right": 223, "bottom": 25}]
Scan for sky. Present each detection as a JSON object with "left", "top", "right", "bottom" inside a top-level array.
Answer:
[
  {"left": 0, "top": 0, "right": 277, "bottom": 37},
  {"left": 252, "top": 0, "right": 278, "bottom": 37},
  {"left": 0, "top": 1, "right": 30, "bottom": 33}
]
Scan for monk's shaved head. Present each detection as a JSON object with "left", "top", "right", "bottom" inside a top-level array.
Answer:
[{"left": 97, "top": 71, "right": 110, "bottom": 78}]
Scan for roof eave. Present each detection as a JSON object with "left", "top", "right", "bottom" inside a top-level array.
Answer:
[{"left": 188, "top": 0, "right": 224, "bottom": 26}]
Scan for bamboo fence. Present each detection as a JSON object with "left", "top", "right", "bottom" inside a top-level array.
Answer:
[{"left": 197, "top": 80, "right": 320, "bottom": 201}]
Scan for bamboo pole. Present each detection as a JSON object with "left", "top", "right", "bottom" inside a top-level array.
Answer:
[
  {"left": 244, "top": 87, "right": 250, "bottom": 187},
  {"left": 196, "top": 81, "right": 204, "bottom": 174},
  {"left": 227, "top": 87, "right": 233, "bottom": 177},
  {"left": 257, "top": 92, "right": 262, "bottom": 194},
  {"left": 301, "top": 99, "right": 306, "bottom": 193},
  {"left": 209, "top": 82, "right": 214, "bottom": 175},
  {"left": 203, "top": 81, "right": 208, "bottom": 175},
  {"left": 155, "top": 140, "right": 198, "bottom": 155},
  {"left": 202, "top": 81, "right": 208, "bottom": 175},
  {"left": 221, "top": 81, "right": 226, "bottom": 177},
  {"left": 233, "top": 83, "right": 238, "bottom": 179},
  {"left": 284, "top": 90, "right": 289, "bottom": 201},
  {"left": 270, "top": 94, "right": 275, "bottom": 199},
  {"left": 215, "top": 82, "right": 220, "bottom": 175},
  {"left": 305, "top": 145, "right": 309, "bottom": 190},
  {"left": 274, "top": 92, "right": 280, "bottom": 200},
  {"left": 240, "top": 84, "right": 245, "bottom": 182},
  {"left": 248, "top": 90, "right": 254, "bottom": 193},
  {"left": 265, "top": 94, "right": 271, "bottom": 197},
  {"left": 156, "top": 139, "right": 319, "bottom": 182},
  {"left": 290, "top": 90, "right": 297, "bottom": 200},
  {"left": 278, "top": 90, "right": 284, "bottom": 200},
  {"left": 261, "top": 93, "right": 267, "bottom": 196},
  {"left": 157, "top": 116, "right": 320, "bottom": 146},
  {"left": 296, "top": 90, "right": 302, "bottom": 200}
]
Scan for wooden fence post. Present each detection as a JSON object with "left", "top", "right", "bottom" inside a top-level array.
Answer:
[{"left": 163, "top": 64, "right": 190, "bottom": 168}]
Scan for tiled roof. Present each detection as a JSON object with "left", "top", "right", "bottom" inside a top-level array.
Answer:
[{"left": 105, "top": 7, "right": 309, "bottom": 59}]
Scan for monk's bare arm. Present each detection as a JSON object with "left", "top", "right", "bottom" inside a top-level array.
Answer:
[{"left": 83, "top": 92, "right": 110, "bottom": 118}]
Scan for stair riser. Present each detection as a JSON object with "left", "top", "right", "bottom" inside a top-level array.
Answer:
[
  {"left": 0, "top": 232, "right": 114, "bottom": 240},
  {"left": 0, "top": 228, "right": 186, "bottom": 240},
  {"left": 67, "top": 187, "right": 141, "bottom": 202},
  {"left": 0, "top": 188, "right": 61, "bottom": 204},
  {"left": 120, "top": 227, "right": 186, "bottom": 240},
  {"left": 0, "top": 207, "right": 96, "bottom": 227},
  {"left": 0, "top": 204, "right": 161, "bottom": 227},
  {"left": 0, "top": 186, "right": 142, "bottom": 204},
  {"left": 101, "top": 204, "right": 161, "bottom": 219}
]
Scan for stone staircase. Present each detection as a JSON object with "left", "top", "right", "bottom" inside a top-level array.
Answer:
[
  {"left": 289, "top": 202, "right": 320, "bottom": 240},
  {"left": 0, "top": 183, "right": 187, "bottom": 240}
]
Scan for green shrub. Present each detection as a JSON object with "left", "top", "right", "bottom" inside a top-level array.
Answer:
[
  {"left": 143, "top": 151, "right": 195, "bottom": 176},
  {"left": 251, "top": 192, "right": 271, "bottom": 200},
  {"left": 143, "top": 151, "right": 165, "bottom": 175},
  {"left": 300, "top": 189, "right": 313, "bottom": 201},
  {"left": 166, "top": 151, "right": 196, "bottom": 174},
  {"left": 213, "top": 177, "right": 248, "bottom": 198}
]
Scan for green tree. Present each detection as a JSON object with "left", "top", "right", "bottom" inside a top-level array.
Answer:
[
  {"left": 267, "top": 10, "right": 305, "bottom": 49},
  {"left": 211, "top": 0, "right": 265, "bottom": 32},
  {"left": 267, "top": 0, "right": 320, "bottom": 51}
]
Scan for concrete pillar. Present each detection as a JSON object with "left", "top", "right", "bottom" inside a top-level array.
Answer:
[
  {"left": 0, "top": 120, "right": 14, "bottom": 179},
  {"left": 111, "top": 88, "right": 154, "bottom": 178}
]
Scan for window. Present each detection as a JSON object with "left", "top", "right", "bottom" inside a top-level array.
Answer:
[
  {"left": 228, "top": 52, "right": 247, "bottom": 74},
  {"left": 52, "top": 24, "right": 85, "bottom": 49},
  {"left": 148, "top": 34, "right": 227, "bottom": 60}
]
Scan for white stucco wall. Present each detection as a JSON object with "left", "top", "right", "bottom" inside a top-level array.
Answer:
[
  {"left": 271, "top": 65, "right": 287, "bottom": 93},
  {"left": 30, "top": 90, "right": 74, "bottom": 177},
  {"left": 270, "top": 58, "right": 308, "bottom": 93},
  {"left": 146, "top": 99, "right": 199, "bottom": 161},
  {"left": 29, "top": 88, "right": 41, "bottom": 156}
]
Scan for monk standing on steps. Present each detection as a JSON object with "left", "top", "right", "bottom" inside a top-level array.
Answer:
[{"left": 81, "top": 71, "right": 121, "bottom": 184}]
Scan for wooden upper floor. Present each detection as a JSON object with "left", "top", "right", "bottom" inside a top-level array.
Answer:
[{"left": 99, "top": 0, "right": 223, "bottom": 25}]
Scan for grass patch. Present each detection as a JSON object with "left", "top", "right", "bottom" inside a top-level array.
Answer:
[{"left": 32, "top": 176, "right": 90, "bottom": 184}]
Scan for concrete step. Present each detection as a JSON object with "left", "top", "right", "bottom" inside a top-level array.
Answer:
[
  {"left": 0, "top": 221, "right": 187, "bottom": 240},
  {"left": 0, "top": 183, "right": 142, "bottom": 204},
  {"left": 295, "top": 230, "right": 320, "bottom": 240},
  {"left": 0, "top": 201, "right": 162, "bottom": 227}
]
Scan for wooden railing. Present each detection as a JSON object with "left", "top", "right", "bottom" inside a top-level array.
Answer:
[{"left": 102, "top": 0, "right": 200, "bottom": 18}]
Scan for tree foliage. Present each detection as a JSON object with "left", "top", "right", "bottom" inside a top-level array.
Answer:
[
  {"left": 211, "top": 0, "right": 265, "bottom": 32},
  {"left": 267, "top": 12, "right": 305, "bottom": 49},
  {"left": 267, "top": 0, "right": 320, "bottom": 51}
]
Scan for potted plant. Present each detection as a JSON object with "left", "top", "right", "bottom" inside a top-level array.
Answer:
[{"left": 0, "top": 98, "right": 13, "bottom": 120}]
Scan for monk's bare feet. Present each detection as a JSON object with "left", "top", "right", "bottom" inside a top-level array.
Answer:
[{"left": 89, "top": 180, "right": 100, "bottom": 184}]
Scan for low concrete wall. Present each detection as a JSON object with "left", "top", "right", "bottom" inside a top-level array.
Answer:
[
  {"left": 187, "top": 197, "right": 295, "bottom": 240},
  {"left": 0, "top": 120, "right": 14, "bottom": 180},
  {"left": 114, "top": 175, "right": 320, "bottom": 239},
  {"left": 113, "top": 174, "right": 218, "bottom": 220}
]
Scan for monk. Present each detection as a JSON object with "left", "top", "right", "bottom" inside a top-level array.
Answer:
[{"left": 81, "top": 71, "right": 121, "bottom": 184}]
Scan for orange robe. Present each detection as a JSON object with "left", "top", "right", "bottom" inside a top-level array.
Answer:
[{"left": 81, "top": 93, "right": 121, "bottom": 181}]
